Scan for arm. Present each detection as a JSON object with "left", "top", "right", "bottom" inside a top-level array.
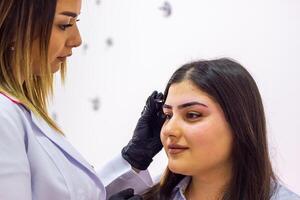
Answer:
[
  {"left": 0, "top": 105, "right": 32, "bottom": 200},
  {"left": 97, "top": 153, "right": 153, "bottom": 198},
  {"left": 98, "top": 91, "right": 164, "bottom": 199}
]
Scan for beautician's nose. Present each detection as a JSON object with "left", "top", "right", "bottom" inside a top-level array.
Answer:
[{"left": 67, "top": 24, "right": 82, "bottom": 48}]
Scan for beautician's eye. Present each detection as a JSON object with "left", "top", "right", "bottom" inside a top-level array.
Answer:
[
  {"left": 59, "top": 24, "right": 73, "bottom": 31},
  {"left": 58, "top": 19, "right": 80, "bottom": 31},
  {"left": 186, "top": 112, "right": 202, "bottom": 120}
]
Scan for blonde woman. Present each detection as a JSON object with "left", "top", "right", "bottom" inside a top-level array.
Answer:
[{"left": 0, "top": 0, "right": 164, "bottom": 199}]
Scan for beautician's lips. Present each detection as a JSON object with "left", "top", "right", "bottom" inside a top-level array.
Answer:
[
  {"left": 57, "top": 57, "right": 66, "bottom": 62},
  {"left": 167, "top": 144, "right": 189, "bottom": 154},
  {"left": 57, "top": 54, "right": 72, "bottom": 62}
]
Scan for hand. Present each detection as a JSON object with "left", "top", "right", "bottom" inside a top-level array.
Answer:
[
  {"left": 108, "top": 188, "right": 143, "bottom": 200},
  {"left": 122, "top": 91, "right": 165, "bottom": 170}
]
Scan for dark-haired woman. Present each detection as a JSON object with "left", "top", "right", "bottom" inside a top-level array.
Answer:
[{"left": 144, "top": 58, "right": 300, "bottom": 200}]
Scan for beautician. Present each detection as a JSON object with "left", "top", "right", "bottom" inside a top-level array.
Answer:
[{"left": 0, "top": 0, "right": 164, "bottom": 199}]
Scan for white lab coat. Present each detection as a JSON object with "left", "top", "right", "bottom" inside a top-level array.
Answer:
[{"left": 0, "top": 93, "right": 152, "bottom": 200}]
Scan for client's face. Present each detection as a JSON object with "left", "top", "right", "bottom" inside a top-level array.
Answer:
[{"left": 161, "top": 80, "right": 233, "bottom": 176}]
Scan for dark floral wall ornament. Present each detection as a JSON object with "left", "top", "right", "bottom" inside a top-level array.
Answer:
[{"left": 159, "top": 1, "right": 172, "bottom": 17}]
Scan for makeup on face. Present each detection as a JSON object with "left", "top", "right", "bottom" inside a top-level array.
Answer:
[
  {"left": 163, "top": 101, "right": 209, "bottom": 120},
  {"left": 51, "top": 12, "right": 80, "bottom": 64},
  {"left": 55, "top": 13, "right": 79, "bottom": 31},
  {"left": 60, "top": 11, "right": 79, "bottom": 18},
  {"left": 167, "top": 143, "right": 189, "bottom": 155},
  {"left": 162, "top": 101, "right": 208, "bottom": 154},
  {"left": 161, "top": 81, "right": 233, "bottom": 177},
  {"left": 163, "top": 101, "right": 208, "bottom": 110}
]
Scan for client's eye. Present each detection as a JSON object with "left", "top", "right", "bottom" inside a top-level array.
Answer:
[
  {"left": 186, "top": 112, "right": 202, "bottom": 120},
  {"left": 163, "top": 113, "right": 172, "bottom": 120}
]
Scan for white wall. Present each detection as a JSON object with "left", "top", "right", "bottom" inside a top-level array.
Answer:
[{"left": 49, "top": 0, "right": 300, "bottom": 194}]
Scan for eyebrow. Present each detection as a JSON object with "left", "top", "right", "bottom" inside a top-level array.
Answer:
[
  {"left": 163, "top": 101, "right": 208, "bottom": 109},
  {"left": 59, "top": 11, "right": 79, "bottom": 18}
]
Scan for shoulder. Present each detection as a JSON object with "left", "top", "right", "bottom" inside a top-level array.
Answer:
[
  {"left": 0, "top": 92, "right": 28, "bottom": 118},
  {"left": 0, "top": 93, "right": 30, "bottom": 133},
  {"left": 271, "top": 184, "right": 300, "bottom": 200}
]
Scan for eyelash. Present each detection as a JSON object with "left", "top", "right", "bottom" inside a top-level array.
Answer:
[
  {"left": 164, "top": 113, "right": 172, "bottom": 120},
  {"left": 59, "top": 19, "right": 80, "bottom": 31},
  {"left": 186, "top": 112, "right": 202, "bottom": 120},
  {"left": 163, "top": 112, "right": 202, "bottom": 121}
]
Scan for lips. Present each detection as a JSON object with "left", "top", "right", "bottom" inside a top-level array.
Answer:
[
  {"left": 167, "top": 143, "right": 189, "bottom": 155},
  {"left": 57, "top": 57, "right": 66, "bottom": 62},
  {"left": 57, "top": 54, "right": 72, "bottom": 62}
]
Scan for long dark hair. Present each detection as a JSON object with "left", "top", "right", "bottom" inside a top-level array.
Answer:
[{"left": 144, "top": 58, "right": 277, "bottom": 200}]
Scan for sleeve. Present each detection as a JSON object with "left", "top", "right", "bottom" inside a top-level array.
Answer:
[
  {"left": 0, "top": 105, "right": 32, "bottom": 200},
  {"left": 97, "top": 153, "right": 153, "bottom": 199}
]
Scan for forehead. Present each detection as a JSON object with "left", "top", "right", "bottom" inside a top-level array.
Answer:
[
  {"left": 56, "top": 0, "right": 82, "bottom": 14},
  {"left": 165, "top": 80, "right": 213, "bottom": 106}
]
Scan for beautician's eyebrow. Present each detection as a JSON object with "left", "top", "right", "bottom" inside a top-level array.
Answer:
[
  {"left": 59, "top": 11, "right": 79, "bottom": 18},
  {"left": 163, "top": 101, "right": 208, "bottom": 109}
]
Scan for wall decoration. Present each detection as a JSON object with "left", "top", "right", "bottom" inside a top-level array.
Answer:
[{"left": 159, "top": 1, "right": 172, "bottom": 17}]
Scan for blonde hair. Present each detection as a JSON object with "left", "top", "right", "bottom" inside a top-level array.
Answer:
[{"left": 0, "top": 0, "right": 66, "bottom": 134}]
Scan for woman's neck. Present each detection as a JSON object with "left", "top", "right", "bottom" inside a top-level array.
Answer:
[{"left": 185, "top": 163, "right": 232, "bottom": 200}]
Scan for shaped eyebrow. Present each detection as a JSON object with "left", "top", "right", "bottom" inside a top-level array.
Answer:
[
  {"left": 59, "top": 11, "right": 79, "bottom": 18},
  {"left": 163, "top": 101, "right": 208, "bottom": 109}
]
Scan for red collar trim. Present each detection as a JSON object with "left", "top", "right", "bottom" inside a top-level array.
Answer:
[{"left": 0, "top": 91, "right": 22, "bottom": 104}]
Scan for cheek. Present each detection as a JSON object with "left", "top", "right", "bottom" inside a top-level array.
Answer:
[
  {"left": 48, "top": 44, "right": 60, "bottom": 62},
  {"left": 185, "top": 123, "right": 210, "bottom": 145},
  {"left": 48, "top": 31, "right": 63, "bottom": 62},
  {"left": 160, "top": 129, "right": 167, "bottom": 148},
  {"left": 187, "top": 121, "right": 233, "bottom": 160}
]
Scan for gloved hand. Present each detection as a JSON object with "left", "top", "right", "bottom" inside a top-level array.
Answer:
[
  {"left": 108, "top": 188, "right": 143, "bottom": 200},
  {"left": 122, "top": 91, "right": 165, "bottom": 170}
]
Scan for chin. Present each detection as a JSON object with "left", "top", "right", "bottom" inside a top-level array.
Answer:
[
  {"left": 51, "top": 63, "right": 61, "bottom": 73},
  {"left": 168, "top": 160, "right": 192, "bottom": 175}
]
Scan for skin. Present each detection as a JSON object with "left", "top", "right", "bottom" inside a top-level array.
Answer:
[
  {"left": 32, "top": 0, "right": 82, "bottom": 74},
  {"left": 161, "top": 80, "right": 233, "bottom": 199}
]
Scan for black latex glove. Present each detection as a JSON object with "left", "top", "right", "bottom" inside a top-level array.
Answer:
[
  {"left": 108, "top": 188, "right": 143, "bottom": 200},
  {"left": 122, "top": 91, "right": 165, "bottom": 170}
]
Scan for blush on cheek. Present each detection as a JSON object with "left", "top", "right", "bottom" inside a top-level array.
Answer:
[{"left": 187, "top": 124, "right": 211, "bottom": 145}]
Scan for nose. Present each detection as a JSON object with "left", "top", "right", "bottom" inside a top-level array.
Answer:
[
  {"left": 66, "top": 24, "right": 82, "bottom": 48},
  {"left": 161, "top": 116, "right": 182, "bottom": 138}
]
